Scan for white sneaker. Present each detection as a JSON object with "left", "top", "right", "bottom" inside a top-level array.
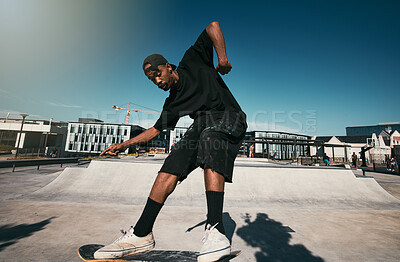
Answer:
[
  {"left": 94, "top": 227, "right": 155, "bottom": 259},
  {"left": 198, "top": 224, "right": 231, "bottom": 262}
]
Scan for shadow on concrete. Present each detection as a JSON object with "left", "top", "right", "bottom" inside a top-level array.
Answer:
[
  {"left": 236, "top": 213, "right": 324, "bottom": 262},
  {"left": 186, "top": 212, "right": 236, "bottom": 243},
  {"left": 0, "top": 217, "right": 56, "bottom": 252}
]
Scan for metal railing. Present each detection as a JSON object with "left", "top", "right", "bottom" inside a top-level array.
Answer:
[
  {"left": 12, "top": 147, "right": 48, "bottom": 157},
  {"left": 0, "top": 158, "right": 80, "bottom": 172},
  {"left": 361, "top": 162, "right": 400, "bottom": 176}
]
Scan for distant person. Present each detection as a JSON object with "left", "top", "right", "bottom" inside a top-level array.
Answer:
[
  {"left": 170, "top": 142, "right": 176, "bottom": 152},
  {"left": 135, "top": 145, "right": 140, "bottom": 158},
  {"left": 98, "top": 22, "right": 247, "bottom": 261},
  {"left": 323, "top": 153, "right": 330, "bottom": 166},
  {"left": 50, "top": 147, "right": 58, "bottom": 158},
  {"left": 390, "top": 157, "right": 397, "bottom": 172},
  {"left": 386, "top": 155, "right": 390, "bottom": 170},
  {"left": 249, "top": 144, "right": 254, "bottom": 158},
  {"left": 272, "top": 152, "right": 277, "bottom": 160},
  {"left": 352, "top": 152, "right": 357, "bottom": 168}
]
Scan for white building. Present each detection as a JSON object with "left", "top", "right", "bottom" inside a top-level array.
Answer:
[
  {"left": 0, "top": 118, "right": 67, "bottom": 156},
  {"left": 169, "top": 127, "right": 189, "bottom": 151},
  {"left": 368, "top": 130, "right": 400, "bottom": 163},
  {"left": 247, "top": 131, "right": 311, "bottom": 159},
  {"left": 312, "top": 130, "right": 400, "bottom": 164},
  {"left": 65, "top": 119, "right": 141, "bottom": 155},
  {"left": 311, "top": 136, "right": 365, "bottom": 162}
]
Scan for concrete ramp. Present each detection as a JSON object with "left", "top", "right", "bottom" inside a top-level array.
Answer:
[{"left": 26, "top": 159, "right": 400, "bottom": 209}]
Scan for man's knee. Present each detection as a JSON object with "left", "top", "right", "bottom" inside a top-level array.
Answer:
[
  {"left": 204, "top": 168, "right": 225, "bottom": 192},
  {"left": 155, "top": 172, "right": 179, "bottom": 185},
  {"left": 150, "top": 172, "right": 179, "bottom": 203}
]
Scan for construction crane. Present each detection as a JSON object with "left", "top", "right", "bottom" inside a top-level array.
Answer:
[{"left": 112, "top": 102, "right": 160, "bottom": 124}]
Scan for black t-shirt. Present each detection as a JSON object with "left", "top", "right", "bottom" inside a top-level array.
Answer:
[{"left": 153, "top": 29, "right": 243, "bottom": 131}]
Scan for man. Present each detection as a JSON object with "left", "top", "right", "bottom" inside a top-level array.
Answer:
[
  {"left": 323, "top": 153, "right": 330, "bottom": 166},
  {"left": 96, "top": 21, "right": 247, "bottom": 262},
  {"left": 352, "top": 152, "right": 357, "bottom": 168}
]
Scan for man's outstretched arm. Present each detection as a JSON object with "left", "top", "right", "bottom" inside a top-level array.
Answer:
[
  {"left": 206, "top": 21, "right": 232, "bottom": 75},
  {"left": 100, "top": 127, "right": 161, "bottom": 156}
]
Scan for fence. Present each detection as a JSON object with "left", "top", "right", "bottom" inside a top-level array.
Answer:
[
  {"left": 296, "top": 156, "right": 347, "bottom": 166},
  {"left": 13, "top": 148, "right": 48, "bottom": 158},
  {"left": 0, "top": 157, "right": 80, "bottom": 172}
]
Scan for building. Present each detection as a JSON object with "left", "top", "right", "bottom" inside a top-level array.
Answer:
[
  {"left": 346, "top": 122, "right": 400, "bottom": 136},
  {"left": 245, "top": 131, "right": 311, "bottom": 159},
  {"left": 312, "top": 130, "right": 400, "bottom": 164},
  {"left": 64, "top": 118, "right": 193, "bottom": 156},
  {"left": 378, "top": 130, "right": 400, "bottom": 148},
  {"left": 371, "top": 130, "right": 400, "bottom": 163},
  {"left": 64, "top": 119, "right": 145, "bottom": 156},
  {"left": 169, "top": 127, "right": 189, "bottom": 151},
  {"left": 0, "top": 117, "right": 67, "bottom": 156},
  {"left": 311, "top": 135, "right": 369, "bottom": 163},
  {"left": 147, "top": 130, "right": 170, "bottom": 153}
]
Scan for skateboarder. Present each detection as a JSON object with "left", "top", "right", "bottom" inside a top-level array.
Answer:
[{"left": 98, "top": 21, "right": 247, "bottom": 262}]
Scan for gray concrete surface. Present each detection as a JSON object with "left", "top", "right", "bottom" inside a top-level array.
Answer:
[
  {"left": 0, "top": 156, "right": 399, "bottom": 261},
  {"left": 353, "top": 169, "right": 400, "bottom": 200},
  {"left": 22, "top": 159, "right": 400, "bottom": 210}
]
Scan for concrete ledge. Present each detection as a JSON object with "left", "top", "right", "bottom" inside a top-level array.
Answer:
[
  {"left": 0, "top": 158, "right": 80, "bottom": 169},
  {"left": 22, "top": 160, "right": 400, "bottom": 209}
]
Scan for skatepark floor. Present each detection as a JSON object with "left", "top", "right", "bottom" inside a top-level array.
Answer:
[{"left": 0, "top": 156, "right": 399, "bottom": 262}]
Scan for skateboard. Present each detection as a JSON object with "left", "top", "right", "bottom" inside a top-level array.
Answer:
[{"left": 78, "top": 244, "right": 241, "bottom": 262}]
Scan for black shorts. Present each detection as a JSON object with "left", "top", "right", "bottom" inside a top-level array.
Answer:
[{"left": 159, "top": 111, "right": 247, "bottom": 183}]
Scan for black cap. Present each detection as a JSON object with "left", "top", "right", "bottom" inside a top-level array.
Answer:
[{"left": 143, "top": 54, "right": 176, "bottom": 73}]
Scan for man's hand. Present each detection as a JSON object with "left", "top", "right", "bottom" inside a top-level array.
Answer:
[
  {"left": 99, "top": 127, "right": 161, "bottom": 157},
  {"left": 216, "top": 60, "right": 232, "bottom": 75},
  {"left": 100, "top": 143, "right": 127, "bottom": 156}
]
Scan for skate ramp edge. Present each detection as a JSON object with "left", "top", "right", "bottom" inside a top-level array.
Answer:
[{"left": 25, "top": 160, "right": 400, "bottom": 209}]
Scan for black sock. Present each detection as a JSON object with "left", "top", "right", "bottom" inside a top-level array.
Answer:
[
  {"left": 133, "top": 198, "right": 163, "bottom": 237},
  {"left": 205, "top": 190, "right": 225, "bottom": 234}
]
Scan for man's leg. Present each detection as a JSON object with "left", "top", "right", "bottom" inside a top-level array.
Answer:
[
  {"left": 94, "top": 172, "right": 179, "bottom": 259},
  {"left": 204, "top": 168, "right": 225, "bottom": 234},
  {"left": 198, "top": 168, "right": 230, "bottom": 262},
  {"left": 149, "top": 172, "right": 179, "bottom": 203},
  {"left": 134, "top": 172, "right": 178, "bottom": 236},
  {"left": 134, "top": 121, "right": 201, "bottom": 237},
  {"left": 204, "top": 168, "right": 225, "bottom": 192}
]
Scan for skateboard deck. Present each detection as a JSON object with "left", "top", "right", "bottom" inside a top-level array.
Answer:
[{"left": 78, "top": 244, "right": 241, "bottom": 262}]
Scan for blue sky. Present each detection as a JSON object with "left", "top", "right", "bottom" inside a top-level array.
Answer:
[{"left": 0, "top": 0, "right": 399, "bottom": 136}]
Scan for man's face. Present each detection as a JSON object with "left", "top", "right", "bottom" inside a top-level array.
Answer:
[{"left": 144, "top": 63, "right": 174, "bottom": 91}]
